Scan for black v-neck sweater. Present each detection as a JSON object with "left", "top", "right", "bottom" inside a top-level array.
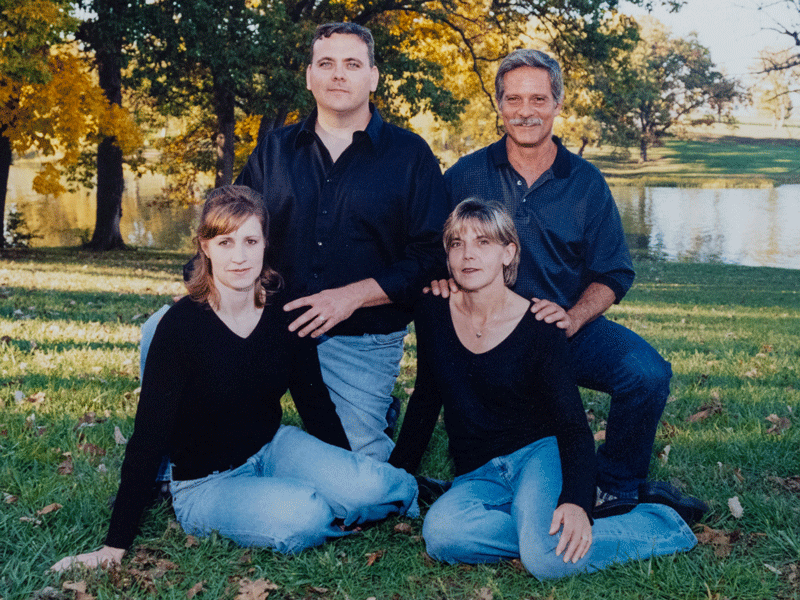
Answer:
[
  {"left": 390, "top": 295, "right": 596, "bottom": 516},
  {"left": 106, "top": 294, "right": 349, "bottom": 549}
]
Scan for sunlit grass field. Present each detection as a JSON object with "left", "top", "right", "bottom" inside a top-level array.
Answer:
[{"left": 1, "top": 248, "right": 798, "bottom": 600}]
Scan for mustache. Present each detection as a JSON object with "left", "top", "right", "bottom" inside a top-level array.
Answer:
[{"left": 507, "top": 117, "right": 544, "bottom": 126}]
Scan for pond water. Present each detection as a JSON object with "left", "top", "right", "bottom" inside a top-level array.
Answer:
[
  {"left": 612, "top": 185, "right": 800, "bottom": 270},
  {"left": 5, "top": 163, "right": 799, "bottom": 270}
]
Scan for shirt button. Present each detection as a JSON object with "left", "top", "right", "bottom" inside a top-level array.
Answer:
[
  {"left": 313, "top": 273, "right": 319, "bottom": 279},
  {"left": 317, "top": 241, "right": 323, "bottom": 246},
  {"left": 321, "top": 210, "right": 328, "bottom": 215},
  {"left": 522, "top": 198, "right": 527, "bottom": 203},
  {"left": 517, "top": 180, "right": 522, "bottom": 186}
]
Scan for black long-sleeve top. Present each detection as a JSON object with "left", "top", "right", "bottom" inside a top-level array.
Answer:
[
  {"left": 235, "top": 105, "right": 448, "bottom": 336},
  {"left": 105, "top": 295, "right": 350, "bottom": 549},
  {"left": 389, "top": 295, "right": 596, "bottom": 517}
]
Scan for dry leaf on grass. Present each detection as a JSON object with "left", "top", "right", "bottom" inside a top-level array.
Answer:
[
  {"left": 728, "top": 496, "right": 744, "bottom": 519},
  {"left": 695, "top": 524, "right": 734, "bottom": 558},
  {"left": 593, "top": 430, "right": 606, "bottom": 441},
  {"left": 476, "top": 587, "right": 493, "bottom": 600},
  {"left": 78, "top": 443, "right": 106, "bottom": 457},
  {"left": 185, "top": 535, "right": 199, "bottom": 548},
  {"left": 767, "top": 475, "right": 800, "bottom": 494},
  {"left": 393, "top": 522, "right": 414, "bottom": 535},
  {"left": 688, "top": 399, "right": 723, "bottom": 423},
  {"left": 37, "top": 503, "right": 62, "bottom": 515},
  {"left": 765, "top": 414, "right": 791, "bottom": 435},
  {"left": 658, "top": 445, "right": 671, "bottom": 465},
  {"left": 57, "top": 453, "right": 74, "bottom": 475},
  {"left": 235, "top": 578, "right": 278, "bottom": 600},
  {"left": 365, "top": 549, "right": 385, "bottom": 566},
  {"left": 114, "top": 426, "right": 128, "bottom": 445},
  {"left": 186, "top": 581, "right": 205, "bottom": 599}
]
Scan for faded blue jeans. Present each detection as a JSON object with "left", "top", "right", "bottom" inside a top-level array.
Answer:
[
  {"left": 569, "top": 316, "right": 673, "bottom": 498},
  {"left": 170, "top": 425, "right": 419, "bottom": 553},
  {"left": 422, "top": 437, "right": 696, "bottom": 580},
  {"left": 316, "top": 330, "right": 406, "bottom": 462}
]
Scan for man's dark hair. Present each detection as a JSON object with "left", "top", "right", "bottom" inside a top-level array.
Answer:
[
  {"left": 309, "top": 22, "right": 375, "bottom": 67},
  {"left": 495, "top": 49, "right": 564, "bottom": 105}
]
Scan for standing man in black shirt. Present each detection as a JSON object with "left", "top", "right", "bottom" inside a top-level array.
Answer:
[{"left": 235, "top": 22, "right": 448, "bottom": 461}]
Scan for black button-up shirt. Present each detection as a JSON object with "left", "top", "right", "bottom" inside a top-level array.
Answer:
[
  {"left": 445, "top": 136, "right": 634, "bottom": 310},
  {"left": 236, "top": 106, "right": 448, "bottom": 336}
]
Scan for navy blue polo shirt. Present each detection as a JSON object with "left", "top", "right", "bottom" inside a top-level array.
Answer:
[{"left": 444, "top": 136, "right": 634, "bottom": 309}]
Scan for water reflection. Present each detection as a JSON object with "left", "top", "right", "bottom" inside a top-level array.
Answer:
[
  {"left": 6, "top": 161, "right": 200, "bottom": 251},
  {"left": 6, "top": 160, "right": 799, "bottom": 270},
  {"left": 613, "top": 185, "right": 800, "bottom": 270}
]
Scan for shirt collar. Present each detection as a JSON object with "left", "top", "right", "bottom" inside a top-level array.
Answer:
[
  {"left": 295, "top": 103, "right": 383, "bottom": 150},
  {"left": 489, "top": 134, "right": 571, "bottom": 179}
]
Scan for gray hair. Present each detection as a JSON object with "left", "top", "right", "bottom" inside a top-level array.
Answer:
[
  {"left": 444, "top": 198, "right": 521, "bottom": 287},
  {"left": 310, "top": 22, "right": 375, "bottom": 67},
  {"left": 495, "top": 49, "right": 564, "bottom": 105}
]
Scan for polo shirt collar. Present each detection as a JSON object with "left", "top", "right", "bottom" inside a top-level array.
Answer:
[
  {"left": 295, "top": 103, "right": 383, "bottom": 149},
  {"left": 489, "top": 134, "right": 571, "bottom": 179}
]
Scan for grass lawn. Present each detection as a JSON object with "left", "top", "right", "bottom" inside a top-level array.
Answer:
[
  {"left": 1, "top": 248, "right": 799, "bottom": 600},
  {"left": 581, "top": 123, "right": 800, "bottom": 188}
]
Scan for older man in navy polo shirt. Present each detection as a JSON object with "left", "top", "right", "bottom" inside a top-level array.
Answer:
[{"left": 438, "top": 49, "right": 704, "bottom": 519}]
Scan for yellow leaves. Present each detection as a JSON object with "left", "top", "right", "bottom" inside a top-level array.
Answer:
[{"left": 3, "top": 47, "right": 142, "bottom": 197}]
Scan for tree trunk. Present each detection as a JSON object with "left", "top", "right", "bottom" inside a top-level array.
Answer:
[
  {"left": 0, "top": 133, "right": 11, "bottom": 249},
  {"left": 639, "top": 135, "right": 648, "bottom": 162},
  {"left": 256, "top": 108, "right": 289, "bottom": 144},
  {"left": 86, "top": 44, "right": 125, "bottom": 250},
  {"left": 214, "top": 85, "right": 236, "bottom": 188}
]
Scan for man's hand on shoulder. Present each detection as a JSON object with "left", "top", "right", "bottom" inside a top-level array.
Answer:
[
  {"left": 423, "top": 278, "right": 459, "bottom": 298},
  {"left": 530, "top": 298, "right": 577, "bottom": 337}
]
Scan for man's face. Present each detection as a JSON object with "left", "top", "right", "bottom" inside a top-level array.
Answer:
[
  {"left": 498, "top": 67, "right": 562, "bottom": 150},
  {"left": 306, "top": 33, "right": 379, "bottom": 118}
]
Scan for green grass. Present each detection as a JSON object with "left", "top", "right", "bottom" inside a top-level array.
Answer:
[
  {"left": 583, "top": 135, "right": 800, "bottom": 188},
  {"left": 1, "top": 248, "right": 799, "bottom": 600}
]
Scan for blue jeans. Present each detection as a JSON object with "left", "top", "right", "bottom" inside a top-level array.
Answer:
[
  {"left": 170, "top": 425, "right": 419, "bottom": 553},
  {"left": 569, "top": 316, "right": 673, "bottom": 497},
  {"left": 316, "top": 330, "right": 406, "bottom": 462},
  {"left": 422, "top": 437, "right": 696, "bottom": 580}
]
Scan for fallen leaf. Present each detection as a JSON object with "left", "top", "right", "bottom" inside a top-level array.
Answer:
[
  {"left": 733, "top": 468, "right": 745, "bottom": 483},
  {"left": 78, "top": 443, "right": 106, "bottom": 457},
  {"left": 728, "top": 495, "right": 744, "bottom": 519},
  {"left": 27, "top": 391, "right": 46, "bottom": 404},
  {"left": 74, "top": 412, "right": 98, "bottom": 431},
  {"left": 114, "top": 426, "right": 128, "bottom": 445},
  {"left": 185, "top": 535, "right": 199, "bottom": 548},
  {"left": 58, "top": 454, "right": 74, "bottom": 475},
  {"left": 3, "top": 493, "right": 17, "bottom": 504},
  {"left": 307, "top": 586, "right": 329, "bottom": 594},
  {"left": 658, "top": 444, "right": 671, "bottom": 465},
  {"left": 765, "top": 414, "right": 791, "bottom": 435},
  {"left": 476, "top": 587, "right": 493, "bottom": 600},
  {"left": 767, "top": 475, "right": 800, "bottom": 494},
  {"left": 695, "top": 524, "right": 733, "bottom": 558},
  {"left": 365, "top": 549, "right": 385, "bottom": 566},
  {"left": 764, "top": 564, "right": 782, "bottom": 575},
  {"left": 688, "top": 399, "right": 723, "bottom": 423},
  {"left": 593, "top": 430, "right": 606, "bottom": 441},
  {"left": 404, "top": 387, "right": 414, "bottom": 395},
  {"left": 186, "top": 580, "right": 205, "bottom": 599},
  {"left": 235, "top": 578, "right": 278, "bottom": 600},
  {"left": 744, "top": 368, "right": 759, "bottom": 378},
  {"left": 20, "top": 516, "right": 42, "bottom": 525},
  {"left": 37, "top": 503, "right": 62, "bottom": 516},
  {"left": 62, "top": 581, "right": 87, "bottom": 593},
  {"left": 393, "top": 523, "right": 414, "bottom": 535}
]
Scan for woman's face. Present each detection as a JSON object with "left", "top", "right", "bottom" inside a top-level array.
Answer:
[
  {"left": 202, "top": 214, "right": 266, "bottom": 294},
  {"left": 447, "top": 221, "right": 515, "bottom": 292}
]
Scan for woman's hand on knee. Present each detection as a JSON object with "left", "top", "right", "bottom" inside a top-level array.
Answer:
[
  {"left": 51, "top": 545, "right": 125, "bottom": 572},
  {"left": 550, "top": 503, "right": 592, "bottom": 563}
]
